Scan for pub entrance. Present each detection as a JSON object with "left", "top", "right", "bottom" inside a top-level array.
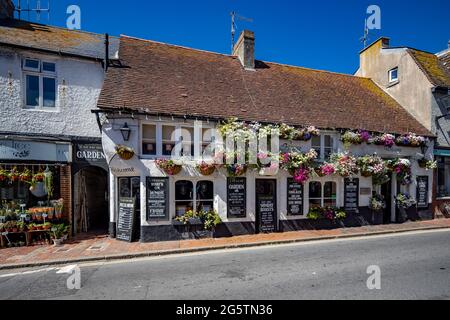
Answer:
[
  {"left": 255, "top": 179, "right": 277, "bottom": 234},
  {"left": 380, "top": 181, "right": 392, "bottom": 224}
]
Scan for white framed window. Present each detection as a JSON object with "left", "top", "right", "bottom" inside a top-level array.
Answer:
[
  {"left": 388, "top": 67, "right": 398, "bottom": 83},
  {"left": 22, "top": 58, "right": 57, "bottom": 109},
  {"left": 309, "top": 181, "right": 337, "bottom": 208},
  {"left": 140, "top": 122, "right": 216, "bottom": 159},
  {"left": 175, "top": 180, "right": 214, "bottom": 216},
  {"left": 142, "top": 124, "right": 157, "bottom": 155},
  {"left": 311, "top": 134, "right": 335, "bottom": 160}
]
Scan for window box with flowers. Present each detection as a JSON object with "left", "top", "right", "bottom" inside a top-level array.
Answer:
[
  {"left": 370, "top": 133, "right": 395, "bottom": 148},
  {"left": 306, "top": 206, "right": 347, "bottom": 228},
  {"left": 395, "top": 133, "right": 427, "bottom": 148},
  {"left": 341, "top": 130, "right": 371, "bottom": 148}
]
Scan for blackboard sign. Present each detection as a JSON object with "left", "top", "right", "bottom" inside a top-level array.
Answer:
[
  {"left": 116, "top": 197, "right": 135, "bottom": 242},
  {"left": 258, "top": 196, "right": 277, "bottom": 233},
  {"left": 227, "top": 177, "right": 246, "bottom": 218},
  {"left": 416, "top": 176, "right": 429, "bottom": 208},
  {"left": 146, "top": 177, "right": 169, "bottom": 220},
  {"left": 256, "top": 179, "right": 277, "bottom": 233},
  {"left": 344, "top": 178, "right": 359, "bottom": 213},
  {"left": 287, "top": 178, "right": 303, "bottom": 215}
]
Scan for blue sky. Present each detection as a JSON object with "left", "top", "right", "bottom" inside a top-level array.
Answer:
[{"left": 12, "top": 0, "right": 450, "bottom": 74}]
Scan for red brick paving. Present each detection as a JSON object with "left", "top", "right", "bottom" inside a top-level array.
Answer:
[{"left": 1, "top": 219, "right": 449, "bottom": 269}]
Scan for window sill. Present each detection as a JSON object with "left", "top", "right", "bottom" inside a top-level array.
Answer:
[
  {"left": 387, "top": 80, "right": 399, "bottom": 88},
  {"left": 436, "top": 197, "right": 450, "bottom": 200},
  {"left": 22, "top": 106, "right": 59, "bottom": 112}
]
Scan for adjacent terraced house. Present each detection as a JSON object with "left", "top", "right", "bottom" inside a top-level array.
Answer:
[{"left": 356, "top": 37, "right": 450, "bottom": 216}]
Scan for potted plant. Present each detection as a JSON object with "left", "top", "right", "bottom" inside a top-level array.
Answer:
[
  {"left": 395, "top": 193, "right": 417, "bottom": 223},
  {"left": 115, "top": 145, "right": 135, "bottom": 160},
  {"left": 49, "top": 223, "right": 69, "bottom": 246},
  {"left": 156, "top": 159, "right": 183, "bottom": 175},
  {"left": 369, "top": 194, "right": 386, "bottom": 225}
]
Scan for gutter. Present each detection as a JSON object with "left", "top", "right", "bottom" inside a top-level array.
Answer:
[{"left": 0, "top": 41, "right": 106, "bottom": 62}]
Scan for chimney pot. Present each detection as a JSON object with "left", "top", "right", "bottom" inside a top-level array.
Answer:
[{"left": 232, "top": 30, "right": 255, "bottom": 70}]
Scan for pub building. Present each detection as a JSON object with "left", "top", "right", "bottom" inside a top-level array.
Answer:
[{"left": 95, "top": 31, "right": 435, "bottom": 242}]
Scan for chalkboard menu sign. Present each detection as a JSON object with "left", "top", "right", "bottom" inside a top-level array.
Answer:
[
  {"left": 116, "top": 197, "right": 135, "bottom": 242},
  {"left": 344, "top": 178, "right": 359, "bottom": 213},
  {"left": 258, "top": 195, "right": 277, "bottom": 233},
  {"left": 416, "top": 176, "right": 429, "bottom": 208},
  {"left": 287, "top": 178, "right": 303, "bottom": 215},
  {"left": 227, "top": 177, "right": 246, "bottom": 218},
  {"left": 146, "top": 177, "right": 169, "bottom": 220}
]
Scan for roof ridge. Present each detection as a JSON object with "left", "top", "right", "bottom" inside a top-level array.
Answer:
[
  {"left": 1, "top": 18, "right": 119, "bottom": 39},
  {"left": 120, "top": 34, "right": 233, "bottom": 59},
  {"left": 120, "top": 34, "right": 368, "bottom": 79}
]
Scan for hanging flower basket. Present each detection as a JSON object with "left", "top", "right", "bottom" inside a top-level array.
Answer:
[
  {"left": 226, "top": 164, "right": 247, "bottom": 177},
  {"left": 19, "top": 168, "right": 32, "bottom": 183},
  {"left": 156, "top": 159, "right": 183, "bottom": 175},
  {"left": 33, "top": 172, "right": 45, "bottom": 183},
  {"left": 196, "top": 162, "right": 216, "bottom": 176},
  {"left": 395, "top": 133, "right": 427, "bottom": 147},
  {"left": 115, "top": 145, "right": 135, "bottom": 160}
]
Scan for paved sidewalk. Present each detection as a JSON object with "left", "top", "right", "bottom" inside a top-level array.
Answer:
[{"left": 1, "top": 219, "right": 450, "bottom": 270}]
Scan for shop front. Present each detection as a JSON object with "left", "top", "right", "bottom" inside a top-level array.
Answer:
[
  {"left": 433, "top": 148, "right": 450, "bottom": 218},
  {"left": 0, "top": 138, "right": 72, "bottom": 247}
]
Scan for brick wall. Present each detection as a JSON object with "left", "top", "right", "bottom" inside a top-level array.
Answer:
[
  {"left": 60, "top": 165, "right": 72, "bottom": 233},
  {"left": 0, "top": 0, "right": 14, "bottom": 19}
]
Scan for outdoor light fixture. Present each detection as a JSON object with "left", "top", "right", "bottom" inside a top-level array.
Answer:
[{"left": 120, "top": 122, "right": 131, "bottom": 141}]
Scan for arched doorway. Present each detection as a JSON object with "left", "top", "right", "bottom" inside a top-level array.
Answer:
[{"left": 73, "top": 166, "right": 109, "bottom": 234}]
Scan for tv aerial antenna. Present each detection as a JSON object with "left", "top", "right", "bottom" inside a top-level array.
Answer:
[
  {"left": 230, "top": 11, "right": 253, "bottom": 53},
  {"left": 360, "top": 18, "right": 370, "bottom": 48},
  {"left": 16, "top": 0, "right": 50, "bottom": 22}
]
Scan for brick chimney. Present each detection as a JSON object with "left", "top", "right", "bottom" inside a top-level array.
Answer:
[
  {"left": 232, "top": 30, "right": 255, "bottom": 70},
  {"left": 0, "top": 0, "right": 14, "bottom": 19}
]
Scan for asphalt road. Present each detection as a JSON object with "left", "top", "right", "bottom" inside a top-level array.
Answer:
[{"left": 0, "top": 229, "right": 449, "bottom": 300}]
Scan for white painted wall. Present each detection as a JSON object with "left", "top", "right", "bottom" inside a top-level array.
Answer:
[
  {"left": 0, "top": 46, "right": 104, "bottom": 138},
  {"left": 102, "top": 116, "right": 434, "bottom": 227}
]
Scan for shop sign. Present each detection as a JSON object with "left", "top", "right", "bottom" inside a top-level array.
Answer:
[
  {"left": 0, "top": 140, "right": 70, "bottom": 162},
  {"left": 146, "top": 177, "right": 169, "bottom": 220},
  {"left": 416, "top": 176, "right": 429, "bottom": 208},
  {"left": 287, "top": 178, "right": 303, "bottom": 215},
  {"left": 256, "top": 179, "right": 277, "bottom": 233},
  {"left": 344, "top": 178, "right": 359, "bottom": 213},
  {"left": 227, "top": 177, "right": 246, "bottom": 218},
  {"left": 74, "top": 144, "right": 106, "bottom": 164}
]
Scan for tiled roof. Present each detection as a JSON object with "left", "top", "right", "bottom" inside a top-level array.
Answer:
[
  {"left": 97, "top": 35, "right": 432, "bottom": 136},
  {"left": 0, "top": 18, "right": 119, "bottom": 60},
  {"left": 408, "top": 49, "right": 450, "bottom": 88}
]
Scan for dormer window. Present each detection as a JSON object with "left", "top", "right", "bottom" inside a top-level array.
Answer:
[{"left": 388, "top": 67, "right": 399, "bottom": 83}]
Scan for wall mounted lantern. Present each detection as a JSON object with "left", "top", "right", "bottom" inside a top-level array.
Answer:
[{"left": 120, "top": 122, "right": 131, "bottom": 141}]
